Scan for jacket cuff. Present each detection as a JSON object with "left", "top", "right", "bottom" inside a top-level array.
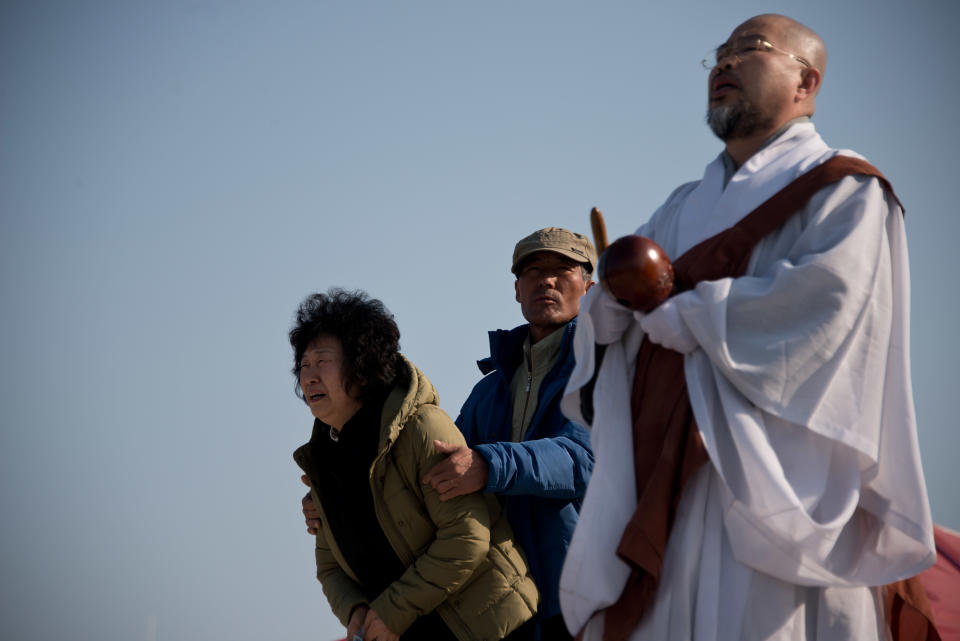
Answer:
[
  {"left": 369, "top": 593, "right": 417, "bottom": 636},
  {"left": 474, "top": 443, "right": 502, "bottom": 492}
]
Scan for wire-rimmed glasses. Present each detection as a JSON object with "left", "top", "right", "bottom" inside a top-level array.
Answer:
[{"left": 701, "top": 38, "right": 812, "bottom": 71}]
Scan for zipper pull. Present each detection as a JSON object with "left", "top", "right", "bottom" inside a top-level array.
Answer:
[{"left": 525, "top": 374, "right": 532, "bottom": 393}]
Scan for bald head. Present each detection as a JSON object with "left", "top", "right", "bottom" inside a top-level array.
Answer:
[{"left": 738, "top": 14, "right": 827, "bottom": 77}]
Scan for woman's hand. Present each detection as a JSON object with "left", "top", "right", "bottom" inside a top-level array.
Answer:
[
  {"left": 346, "top": 604, "right": 370, "bottom": 640},
  {"left": 361, "top": 608, "right": 399, "bottom": 641}
]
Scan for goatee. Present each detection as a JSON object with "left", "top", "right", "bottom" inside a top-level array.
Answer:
[{"left": 707, "top": 98, "right": 772, "bottom": 141}]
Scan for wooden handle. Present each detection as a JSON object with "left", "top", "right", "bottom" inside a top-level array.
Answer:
[{"left": 590, "top": 206, "right": 609, "bottom": 254}]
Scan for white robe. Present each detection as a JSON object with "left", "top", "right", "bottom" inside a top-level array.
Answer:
[{"left": 559, "top": 122, "right": 936, "bottom": 641}]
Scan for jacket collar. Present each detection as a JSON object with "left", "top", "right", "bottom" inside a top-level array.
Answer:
[{"left": 477, "top": 317, "right": 578, "bottom": 378}]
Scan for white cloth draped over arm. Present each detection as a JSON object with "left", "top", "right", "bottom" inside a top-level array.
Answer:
[
  {"left": 639, "top": 299, "right": 698, "bottom": 354},
  {"left": 673, "top": 175, "right": 935, "bottom": 586},
  {"left": 559, "top": 286, "right": 648, "bottom": 633}
]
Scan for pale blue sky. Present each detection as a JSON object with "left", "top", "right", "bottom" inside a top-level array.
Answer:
[{"left": 1, "top": 1, "right": 957, "bottom": 640}]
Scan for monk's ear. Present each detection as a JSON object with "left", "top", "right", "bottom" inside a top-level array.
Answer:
[{"left": 796, "top": 66, "right": 822, "bottom": 101}]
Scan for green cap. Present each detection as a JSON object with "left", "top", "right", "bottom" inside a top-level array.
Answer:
[{"left": 511, "top": 227, "right": 597, "bottom": 275}]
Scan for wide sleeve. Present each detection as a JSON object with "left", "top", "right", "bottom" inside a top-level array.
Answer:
[
  {"left": 370, "top": 407, "right": 492, "bottom": 635},
  {"left": 675, "top": 175, "right": 935, "bottom": 586}
]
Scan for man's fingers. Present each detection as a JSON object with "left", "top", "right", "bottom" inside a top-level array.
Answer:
[
  {"left": 302, "top": 492, "right": 321, "bottom": 521},
  {"left": 421, "top": 466, "right": 436, "bottom": 485},
  {"left": 423, "top": 441, "right": 464, "bottom": 485},
  {"left": 301, "top": 480, "right": 321, "bottom": 534},
  {"left": 422, "top": 460, "right": 452, "bottom": 486},
  {"left": 435, "top": 474, "right": 475, "bottom": 501},
  {"left": 303, "top": 498, "right": 320, "bottom": 516},
  {"left": 437, "top": 485, "right": 465, "bottom": 501},
  {"left": 433, "top": 439, "right": 460, "bottom": 454}
]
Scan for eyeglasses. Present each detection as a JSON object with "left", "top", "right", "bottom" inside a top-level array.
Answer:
[{"left": 701, "top": 38, "right": 812, "bottom": 71}]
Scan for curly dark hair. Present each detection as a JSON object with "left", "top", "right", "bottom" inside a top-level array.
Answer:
[{"left": 289, "top": 288, "right": 401, "bottom": 404}]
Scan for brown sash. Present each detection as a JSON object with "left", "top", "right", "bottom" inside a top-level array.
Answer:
[{"left": 600, "top": 156, "right": 935, "bottom": 641}]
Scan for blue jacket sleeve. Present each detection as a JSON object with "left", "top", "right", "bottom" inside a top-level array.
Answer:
[
  {"left": 456, "top": 353, "right": 594, "bottom": 500},
  {"left": 475, "top": 420, "right": 593, "bottom": 499}
]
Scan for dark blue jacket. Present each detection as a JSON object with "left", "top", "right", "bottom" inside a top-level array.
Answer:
[{"left": 455, "top": 319, "right": 593, "bottom": 624}]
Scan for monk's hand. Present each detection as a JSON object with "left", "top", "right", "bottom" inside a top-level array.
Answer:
[
  {"left": 347, "top": 604, "right": 370, "bottom": 641},
  {"left": 300, "top": 474, "right": 321, "bottom": 535},
  {"left": 422, "top": 440, "right": 488, "bottom": 501},
  {"left": 639, "top": 298, "right": 698, "bottom": 354},
  {"left": 361, "top": 608, "right": 399, "bottom": 641}
]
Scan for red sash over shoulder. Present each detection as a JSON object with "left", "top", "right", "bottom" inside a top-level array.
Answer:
[{"left": 598, "top": 157, "right": 936, "bottom": 641}]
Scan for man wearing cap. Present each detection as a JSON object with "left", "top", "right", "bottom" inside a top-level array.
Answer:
[{"left": 421, "top": 227, "right": 597, "bottom": 641}]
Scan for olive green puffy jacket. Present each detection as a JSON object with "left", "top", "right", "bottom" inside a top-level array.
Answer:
[{"left": 293, "top": 356, "right": 538, "bottom": 640}]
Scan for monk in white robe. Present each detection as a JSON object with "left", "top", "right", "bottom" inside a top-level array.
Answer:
[{"left": 559, "top": 14, "right": 938, "bottom": 641}]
